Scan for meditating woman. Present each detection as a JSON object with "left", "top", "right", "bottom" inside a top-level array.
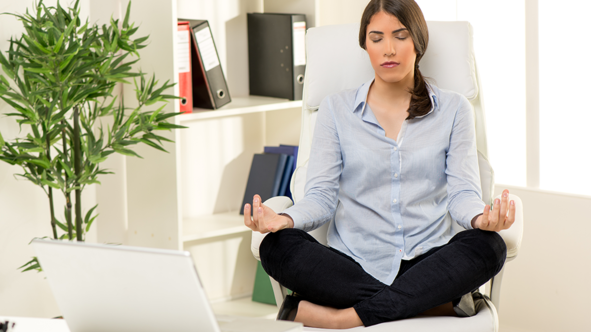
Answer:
[{"left": 244, "top": 0, "right": 515, "bottom": 328}]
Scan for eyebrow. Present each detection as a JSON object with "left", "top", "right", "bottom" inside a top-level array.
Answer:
[{"left": 368, "top": 28, "right": 408, "bottom": 35}]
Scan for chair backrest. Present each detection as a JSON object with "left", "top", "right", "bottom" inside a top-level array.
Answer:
[{"left": 290, "top": 22, "right": 494, "bottom": 243}]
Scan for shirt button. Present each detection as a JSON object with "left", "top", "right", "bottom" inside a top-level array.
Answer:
[
  {"left": 394, "top": 147, "right": 398, "bottom": 151},
  {"left": 393, "top": 199, "right": 397, "bottom": 203},
  {"left": 394, "top": 173, "right": 398, "bottom": 178},
  {"left": 398, "top": 225, "right": 401, "bottom": 229}
]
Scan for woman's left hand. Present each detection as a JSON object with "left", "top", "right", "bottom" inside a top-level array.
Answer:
[{"left": 472, "top": 189, "right": 515, "bottom": 231}]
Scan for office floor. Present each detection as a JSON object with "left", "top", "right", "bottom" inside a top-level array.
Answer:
[{"left": 211, "top": 297, "right": 278, "bottom": 320}]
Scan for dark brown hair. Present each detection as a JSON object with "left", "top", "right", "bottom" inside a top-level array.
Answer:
[{"left": 359, "top": 0, "right": 431, "bottom": 119}]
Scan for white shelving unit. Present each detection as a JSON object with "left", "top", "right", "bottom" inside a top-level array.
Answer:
[
  {"left": 92, "top": 0, "right": 365, "bottom": 316},
  {"left": 91, "top": 0, "right": 314, "bottom": 312}
]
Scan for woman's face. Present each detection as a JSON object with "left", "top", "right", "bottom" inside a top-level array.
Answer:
[{"left": 365, "top": 11, "right": 417, "bottom": 85}]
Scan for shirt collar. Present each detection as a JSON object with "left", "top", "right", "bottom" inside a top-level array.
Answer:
[{"left": 353, "top": 78, "right": 439, "bottom": 117}]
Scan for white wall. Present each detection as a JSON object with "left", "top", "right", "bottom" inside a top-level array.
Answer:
[
  {"left": 0, "top": 0, "right": 94, "bottom": 318},
  {"left": 495, "top": 185, "right": 591, "bottom": 332}
]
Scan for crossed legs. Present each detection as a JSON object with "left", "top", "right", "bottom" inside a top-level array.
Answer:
[{"left": 259, "top": 228, "right": 506, "bottom": 328}]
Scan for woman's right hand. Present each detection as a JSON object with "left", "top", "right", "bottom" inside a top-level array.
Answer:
[{"left": 244, "top": 194, "right": 294, "bottom": 233}]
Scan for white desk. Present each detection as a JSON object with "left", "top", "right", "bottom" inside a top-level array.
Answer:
[
  {"left": 0, "top": 316, "right": 69, "bottom": 332},
  {"left": 1, "top": 312, "right": 494, "bottom": 332}
]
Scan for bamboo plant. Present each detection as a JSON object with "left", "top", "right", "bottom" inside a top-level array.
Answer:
[{"left": 0, "top": 0, "right": 184, "bottom": 272}]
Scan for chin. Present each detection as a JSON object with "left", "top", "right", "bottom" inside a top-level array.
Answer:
[
  {"left": 377, "top": 74, "right": 407, "bottom": 84},
  {"left": 376, "top": 69, "right": 413, "bottom": 85}
]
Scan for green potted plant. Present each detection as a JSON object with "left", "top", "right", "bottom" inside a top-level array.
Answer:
[{"left": 0, "top": 0, "right": 184, "bottom": 272}]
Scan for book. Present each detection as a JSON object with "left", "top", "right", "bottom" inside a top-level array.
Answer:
[
  {"left": 264, "top": 145, "right": 299, "bottom": 199},
  {"left": 278, "top": 155, "right": 294, "bottom": 197},
  {"left": 279, "top": 144, "right": 299, "bottom": 176},
  {"left": 240, "top": 153, "right": 288, "bottom": 215},
  {"left": 178, "top": 19, "right": 231, "bottom": 109},
  {"left": 251, "top": 261, "right": 276, "bottom": 305}
]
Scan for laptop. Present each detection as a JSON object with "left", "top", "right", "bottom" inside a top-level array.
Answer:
[{"left": 32, "top": 239, "right": 302, "bottom": 332}]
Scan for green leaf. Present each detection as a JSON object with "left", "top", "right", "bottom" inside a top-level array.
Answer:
[
  {"left": 114, "top": 147, "right": 142, "bottom": 158},
  {"left": 86, "top": 214, "right": 97, "bottom": 233},
  {"left": 88, "top": 154, "right": 108, "bottom": 164},
  {"left": 122, "top": 1, "right": 132, "bottom": 29},
  {"left": 137, "top": 138, "right": 167, "bottom": 152},
  {"left": 1, "top": 64, "right": 15, "bottom": 79},
  {"left": 0, "top": 131, "right": 5, "bottom": 149},
  {"left": 23, "top": 147, "right": 45, "bottom": 153},
  {"left": 84, "top": 204, "right": 98, "bottom": 224},
  {"left": 58, "top": 159, "right": 74, "bottom": 178},
  {"left": 66, "top": 186, "right": 82, "bottom": 193},
  {"left": 41, "top": 178, "right": 61, "bottom": 189},
  {"left": 54, "top": 33, "right": 65, "bottom": 54},
  {"left": 29, "top": 158, "right": 51, "bottom": 168},
  {"left": 55, "top": 219, "right": 70, "bottom": 232},
  {"left": 154, "top": 122, "right": 186, "bottom": 130},
  {"left": 19, "top": 257, "right": 42, "bottom": 273},
  {"left": 23, "top": 66, "right": 52, "bottom": 74},
  {"left": 23, "top": 35, "right": 51, "bottom": 54}
]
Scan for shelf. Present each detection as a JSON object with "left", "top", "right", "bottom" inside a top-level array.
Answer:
[
  {"left": 210, "top": 296, "right": 278, "bottom": 320},
  {"left": 183, "top": 210, "right": 251, "bottom": 243},
  {"left": 178, "top": 96, "right": 303, "bottom": 123}
]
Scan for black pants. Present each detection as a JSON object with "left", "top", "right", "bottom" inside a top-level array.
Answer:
[{"left": 260, "top": 228, "right": 507, "bottom": 326}]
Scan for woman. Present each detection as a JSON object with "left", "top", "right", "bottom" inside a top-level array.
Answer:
[{"left": 244, "top": 0, "right": 515, "bottom": 328}]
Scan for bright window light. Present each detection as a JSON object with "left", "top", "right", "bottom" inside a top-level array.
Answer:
[
  {"left": 416, "top": 0, "right": 527, "bottom": 188},
  {"left": 539, "top": 0, "right": 591, "bottom": 196}
]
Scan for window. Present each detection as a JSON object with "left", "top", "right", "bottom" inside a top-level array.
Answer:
[
  {"left": 539, "top": 0, "right": 591, "bottom": 196},
  {"left": 416, "top": 0, "right": 527, "bottom": 187}
]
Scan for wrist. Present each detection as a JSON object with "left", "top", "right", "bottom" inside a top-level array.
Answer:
[
  {"left": 279, "top": 213, "right": 295, "bottom": 229},
  {"left": 471, "top": 213, "right": 483, "bottom": 229}
]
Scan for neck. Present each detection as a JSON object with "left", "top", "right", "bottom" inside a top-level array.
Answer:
[
  {"left": 372, "top": 71, "right": 415, "bottom": 100},
  {"left": 370, "top": 69, "right": 415, "bottom": 107}
]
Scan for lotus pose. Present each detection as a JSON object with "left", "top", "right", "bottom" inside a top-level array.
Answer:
[{"left": 244, "top": 0, "right": 515, "bottom": 328}]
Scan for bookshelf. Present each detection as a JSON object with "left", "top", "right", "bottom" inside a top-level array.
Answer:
[{"left": 92, "top": 0, "right": 320, "bottom": 310}]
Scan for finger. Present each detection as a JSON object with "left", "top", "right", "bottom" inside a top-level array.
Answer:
[
  {"left": 243, "top": 204, "right": 255, "bottom": 230},
  {"left": 499, "top": 190, "right": 509, "bottom": 224},
  {"left": 505, "top": 200, "right": 516, "bottom": 229},
  {"left": 487, "top": 199, "right": 499, "bottom": 230},
  {"left": 258, "top": 206, "right": 271, "bottom": 232},
  {"left": 481, "top": 205, "right": 490, "bottom": 230},
  {"left": 252, "top": 195, "right": 260, "bottom": 224}
]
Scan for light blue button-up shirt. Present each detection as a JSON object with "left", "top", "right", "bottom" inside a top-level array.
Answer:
[{"left": 283, "top": 79, "right": 486, "bottom": 285}]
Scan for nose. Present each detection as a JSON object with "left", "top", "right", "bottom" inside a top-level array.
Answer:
[{"left": 384, "top": 38, "right": 396, "bottom": 57}]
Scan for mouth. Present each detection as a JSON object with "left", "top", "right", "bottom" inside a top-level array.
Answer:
[{"left": 381, "top": 61, "right": 400, "bottom": 68}]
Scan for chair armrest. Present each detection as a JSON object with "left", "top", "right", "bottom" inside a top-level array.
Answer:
[
  {"left": 495, "top": 193, "right": 524, "bottom": 260},
  {"left": 250, "top": 196, "right": 294, "bottom": 261}
]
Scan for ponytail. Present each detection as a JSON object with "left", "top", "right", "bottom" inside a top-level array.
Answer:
[{"left": 407, "top": 65, "right": 432, "bottom": 119}]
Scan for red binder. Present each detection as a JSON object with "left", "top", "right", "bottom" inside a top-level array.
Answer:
[{"left": 177, "top": 22, "right": 193, "bottom": 113}]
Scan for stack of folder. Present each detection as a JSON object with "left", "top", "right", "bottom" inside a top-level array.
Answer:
[
  {"left": 240, "top": 145, "right": 299, "bottom": 215},
  {"left": 177, "top": 19, "right": 231, "bottom": 113}
]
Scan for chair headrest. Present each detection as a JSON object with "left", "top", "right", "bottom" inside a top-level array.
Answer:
[{"left": 305, "top": 21, "right": 478, "bottom": 109}]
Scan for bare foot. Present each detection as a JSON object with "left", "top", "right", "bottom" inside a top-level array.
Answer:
[
  {"left": 294, "top": 300, "right": 363, "bottom": 329},
  {"left": 418, "top": 302, "right": 457, "bottom": 316}
]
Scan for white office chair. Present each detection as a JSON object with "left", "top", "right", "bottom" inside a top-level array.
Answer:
[{"left": 251, "top": 22, "right": 524, "bottom": 331}]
